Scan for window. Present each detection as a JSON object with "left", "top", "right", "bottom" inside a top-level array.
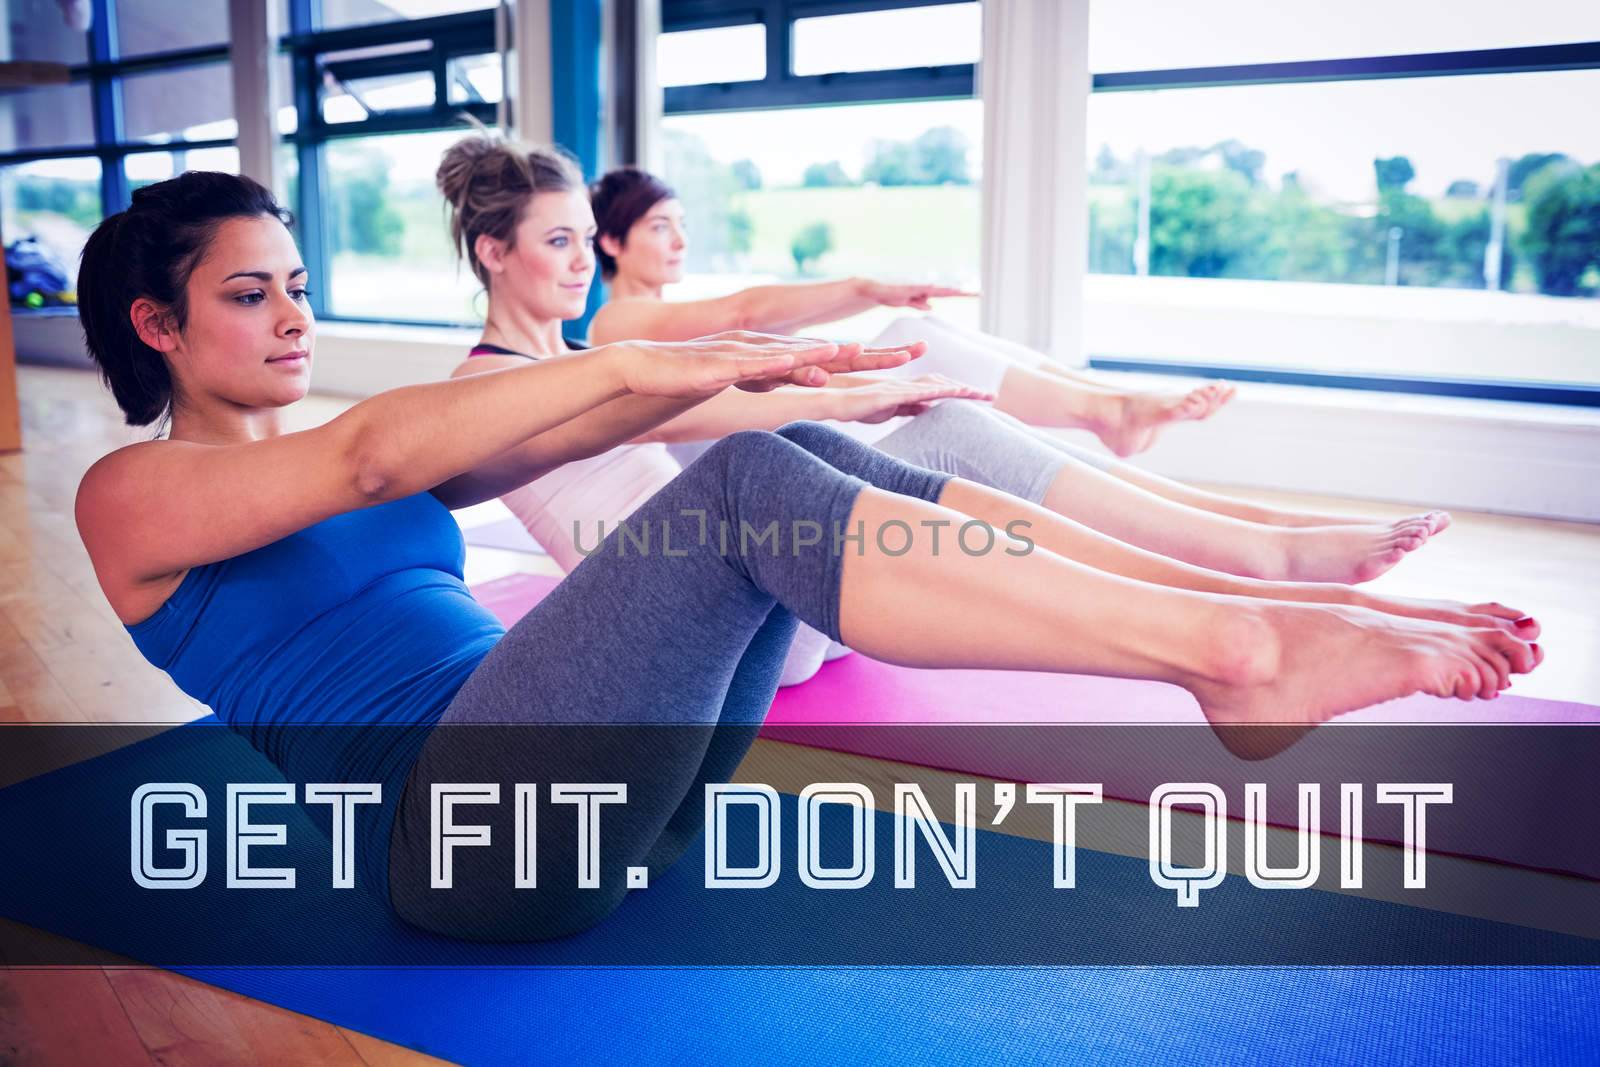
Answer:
[
  {"left": 662, "top": 1, "right": 976, "bottom": 112},
  {"left": 1090, "top": 0, "right": 1600, "bottom": 73},
  {"left": 0, "top": 0, "right": 235, "bottom": 311},
  {"left": 660, "top": 2, "right": 983, "bottom": 339},
  {"left": 281, "top": 2, "right": 501, "bottom": 322},
  {"left": 657, "top": 24, "right": 766, "bottom": 88},
  {"left": 0, "top": 0, "right": 88, "bottom": 67},
  {"left": 321, "top": 130, "right": 481, "bottom": 321},
  {"left": 1084, "top": 6, "right": 1600, "bottom": 399},
  {"left": 121, "top": 64, "right": 238, "bottom": 144},
  {"left": 0, "top": 158, "right": 101, "bottom": 302},
  {"left": 126, "top": 147, "right": 242, "bottom": 194},
  {"left": 791, "top": 3, "right": 980, "bottom": 77},
  {"left": 0, "top": 83, "right": 97, "bottom": 152},
  {"left": 316, "top": 0, "right": 497, "bottom": 33},
  {"left": 446, "top": 52, "right": 504, "bottom": 105},
  {"left": 115, "top": 0, "right": 228, "bottom": 58}
]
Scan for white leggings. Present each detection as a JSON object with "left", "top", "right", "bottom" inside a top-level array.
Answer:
[{"left": 871, "top": 314, "right": 1050, "bottom": 395}]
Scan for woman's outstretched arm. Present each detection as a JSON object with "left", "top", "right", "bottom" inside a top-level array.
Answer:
[
  {"left": 77, "top": 335, "right": 844, "bottom": 621},
  {"left": 442, "top": 337, "right": 933, "bottom": 489},
  {"left": 590, "top": 279, "right": 973, "bottom": 345}
]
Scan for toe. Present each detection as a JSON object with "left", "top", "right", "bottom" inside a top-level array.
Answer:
[{"left": 1488, "top": 630, "right": 1536, "bottom": 675}]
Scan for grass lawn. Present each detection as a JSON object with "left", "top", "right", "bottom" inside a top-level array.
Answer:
[{"left": 732, "top": 184, "right": 980, "bottom": 282}]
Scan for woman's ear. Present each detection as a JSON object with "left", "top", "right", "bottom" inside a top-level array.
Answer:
[
  {"left": 473, "top": 232, "right": 507, "bottom": 275},
  {"left": 130, "top": 298, "right": 178, "bottom": 353},
  {"left": 597, "top": 233, "right": 623, "bottom": 261}
]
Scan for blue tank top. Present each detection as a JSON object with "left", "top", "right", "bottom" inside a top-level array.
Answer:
[{"left": 126, "top": 492, "right": 505, "bottom": 888}]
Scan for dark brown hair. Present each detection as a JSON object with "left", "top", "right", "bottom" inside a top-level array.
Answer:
[
  {"left": 77, "top": 171, "right": 294, "bottom": 427},
  {"left": 589, "top": 167, "right": 676, "bottom": 279}
]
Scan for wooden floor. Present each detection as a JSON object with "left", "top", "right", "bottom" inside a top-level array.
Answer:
[{"left": 3, "top": 363, "right": 1598, "bottom": 1063}]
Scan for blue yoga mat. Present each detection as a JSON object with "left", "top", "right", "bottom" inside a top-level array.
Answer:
[{"left": 2, "top": 721, "right": 1596, "bottom": 1064}]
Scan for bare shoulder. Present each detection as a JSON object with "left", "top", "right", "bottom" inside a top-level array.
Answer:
[
  {"left": 76, "top": 438, "right": 181, "bottom": 522},
  {"left": 76, "top": 440, "right": 193, "bottom": 623},
  {"left": 450, "top": 354, "right": 530, "bottom": 379},
  {"left": 589, "top": 296, "right": 666, "bottom": 344}
]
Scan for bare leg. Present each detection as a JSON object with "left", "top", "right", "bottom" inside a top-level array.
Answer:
[
  {"left": 876, "top": 315, "right": 1228, "bottom": 458},
  {"left": 1035, "top": 451, "right": 1441, "bottom": 584},
  {"left": 993, "top": 364, "right": 1226, "bottom": 458},
  {"left": 834, "top": 486, "right": 1538, "bottom": 757},
  {"left": 937, "top": 479, "right": 1538, "bottom": 639},
  {"left": 992, "top": 409, "right": 1453, "bottom": 535}
]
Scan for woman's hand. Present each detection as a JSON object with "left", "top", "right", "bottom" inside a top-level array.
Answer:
[
  {"left": 611, "top": 332, "right": 931, "bottom": 399},
  {"left": 610, "top": 334, "right": 848, "bottom": 399},
  {"left": 700, "top": 330, "right": 928, "bottom": 381},
  {"left": 823, "top": 374, "right": 995, "bottom": 424},
  {"left": 862, "top": 280, "right": 978, "bottom": 311}
]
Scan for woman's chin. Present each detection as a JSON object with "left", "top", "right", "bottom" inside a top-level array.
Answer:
[{"left": 267, "top": 378, "right": 312, "bottom": 407}]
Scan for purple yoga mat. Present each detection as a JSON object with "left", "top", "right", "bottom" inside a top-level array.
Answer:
[{"left": 471, "top": 571, "right": 1600, "bottom": 880}]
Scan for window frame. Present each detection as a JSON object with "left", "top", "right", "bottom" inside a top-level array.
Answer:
[
  {"left": 663, "top": 2, "right": 1600, "bottom": 406},
  {"left": 661, "top": 0, "right": 977, "bottom": 113},
  {"left": 1085, "top": 39, "right": 1600, "bottom": 406},
  {"left": 283, "top": 2, "right": 499, "bottom": 323},
  {"left": 0, "top": 0, "right": 235, "bottom": 249}
]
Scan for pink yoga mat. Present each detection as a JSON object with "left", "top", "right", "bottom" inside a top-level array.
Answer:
[{"left": 472, "top": 571, "right": 1600, "bottom": 880}]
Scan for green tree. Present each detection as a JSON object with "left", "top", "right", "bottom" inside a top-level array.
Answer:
[
  {"left": 1437, "top": 208, "right": 1514, "bottom": 290},
  {"left": 727, "top": 209, "right": 753, "bottom": 255},
  {"left": 1092, "top": 144, "right": 1129, "bottom": 185},
  {"left": 660, "top": 128, "right": 745, "bottom": 269},
  {"left": 802, "top": 161, "right": 851, "bottom": 188},
  {"left": 862, "top": 140, "right": 917, "bottom": 186},
  {"left": 1369, "top": 189, "right": 1445, "bottom": 285},
  {"left": 1506, "top": 153, "right": 1572, "bottom": 201},
  {"left": 1520, "top": 162, "right": 1600, "bottom": 296},
  {"left": 1216, "top": 139, "right": 1265, "bottom": 187},
  {"left": 1148, "top": 166, "right": 1265, "bottom": 278},
  {"left": 1262, "top": 179, "right": 1354, "bottom": 282},
  {"left": 1445, "top": 179, "right": 1480, "bottom": 199},
  {"left": 730, "top": 159, "right": 763, "bottom": 191},
  {"left": 1374, "top": 156, "right": 1415, "bottom": 193},
  {"left": 912, "top": 126, "right": 971, "bottom": 184},
  {"left": 790, "top": 221, "right": 833, "bottom": 274},
  {"left": 337, "top": 157, "right": 404, "bottom": 256}
]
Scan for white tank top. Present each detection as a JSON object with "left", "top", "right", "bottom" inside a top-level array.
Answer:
[
  {"left": 499, "top": 442, "right": 684, "bottom": 573},
  {"left": 467, "top": 344, "right": 686, "bottom": 573}
]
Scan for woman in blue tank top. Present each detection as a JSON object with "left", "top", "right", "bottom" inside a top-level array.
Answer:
[{"left": 75, "top": 170, "right": 1539, "bottom": 940}]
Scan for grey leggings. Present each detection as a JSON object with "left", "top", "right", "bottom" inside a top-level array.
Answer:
[
  {"left": 387, "top": 422, "right": 952, "bottom": 940},
  {"left": 777, "top": 400, "right": 1074, "bottom": 686},
  {"left": 872, "top": 400, "right": 1069, "bottom": 510}
]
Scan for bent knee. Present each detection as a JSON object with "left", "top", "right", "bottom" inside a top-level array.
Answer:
[
  {"left": 692, "top": 428, "right": 790, "bottom": 478},
  {"left": 774, "top": 419, "right": 853, "bottom": 449},
  {"left": 912, "top": 398, "right": 997, "bottom": 435}
]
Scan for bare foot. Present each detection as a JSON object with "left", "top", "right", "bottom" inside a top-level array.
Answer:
[
  {"left": 1357, "top": 593, "right": 1541, "bottom": 640},
  {"left": 1186, "top": 601, "right": 1540, "bottom": 759},
  {"left": 1276, "top": 517, "right": 1442, "bottom": 584},
  {"left": 1092, "top": 383, "right": 1229, "bottom": 457},
  {"left": 1303, "top": 508, "right": 1453, "bottom": 534},
  {"left": 1195, "top": 382, "right": 1236, "bottom": 419}
]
